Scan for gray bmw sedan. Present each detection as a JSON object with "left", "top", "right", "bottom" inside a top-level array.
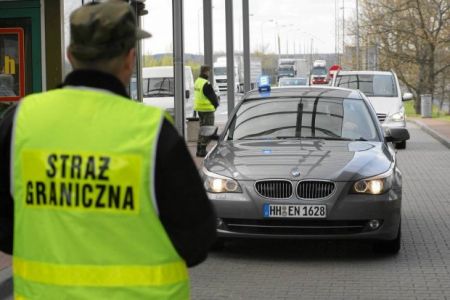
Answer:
[{"left": 202, "top": 87, "right": 409, "bottom": 254}]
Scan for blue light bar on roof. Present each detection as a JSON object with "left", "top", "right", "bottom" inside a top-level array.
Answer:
[{"left": 258, "top": 75, "right": 271, "bottom": 93}]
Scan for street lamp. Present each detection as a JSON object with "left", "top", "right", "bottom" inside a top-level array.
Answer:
[
  {"left": 341, "top": 1, "right": 345, "bottom": 63},
  {"left": 280, "top": 23, "right": 294, "bottom": 55},
  {"left": 197, "top": 8, "right": 203, "bottom": 55},
  {"left": 260, "top": 19, "right": 274, "bottom": 53}
]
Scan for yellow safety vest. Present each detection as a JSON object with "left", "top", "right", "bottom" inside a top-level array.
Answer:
[
  {"left": 11, "top": 88, "right": 189, "bottom": 299},
  {"left": 193, "top": 77, "right": 215, "bottom": 112}
]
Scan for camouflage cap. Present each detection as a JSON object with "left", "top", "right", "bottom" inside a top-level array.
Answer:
[{"left": 69, "top": 0, "right": 151, "bottom": 61}]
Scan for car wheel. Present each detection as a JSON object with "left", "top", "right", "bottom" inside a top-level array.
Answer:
[
  {"left": 210, "top": 238, "right": 226, "bottom": 251},
  {"left": 373, "top": 225, "right": 401, "bottom": 254},
  {"left": 395, "top": 141, "right": 406, "bottom": 149}
]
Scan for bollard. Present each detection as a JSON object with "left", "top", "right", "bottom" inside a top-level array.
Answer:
[
  {"left": 420, "top": 94, "right": 432, "bottom": 118},
  {"left": 186, "top": 117, "right": 200, "bottom": 142}
]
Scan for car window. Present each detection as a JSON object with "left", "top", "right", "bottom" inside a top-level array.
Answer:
[
  {"left": 280, "top": 78, "right": 308, "bottom": 86},
  {"left": 279, "top": 66, "right": 294, "bottom": 72},
  {"left": 311, "top": 67, "right": 327, "bottom": 76},
  {"left": 143, "top": 77, "right": 175, "bottom": 97},
  {"left": 214, "top": 67, "right": 227, "bottom": 76},
  {"left": 227, "top": 97, "right": 379, "bottom": 141},
  {"left": 335, "top": 74, "right": 398, "bottom": 97}
]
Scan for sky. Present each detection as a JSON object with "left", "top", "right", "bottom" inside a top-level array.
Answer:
[
  {"left": 142, "top": 0, "right": 357, "bottom": 55},
  {"left": 63, "top": 0, "right": 357, "bottom": 58}
]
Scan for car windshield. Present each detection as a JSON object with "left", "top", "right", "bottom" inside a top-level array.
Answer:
[
  {"left": 214, "top": 67, "right": 227, "bottom": 76},
  {"left": 279, "top": 66, "right": 294, "bottom": 73},
  {"left": 311, "top": 67, "right": 327, "bottom": 75},
  {"left": 226, "top": 97, "right": 379, "bottom": 141},
  {"left": 335, "top": 74, "right": 398, "bottom": 97},
  {"left": 279, "top": 78, "right": 308, "bottom": 86},
  {"left": 143, "top": 77, "right": 174, "bottom": 97}
]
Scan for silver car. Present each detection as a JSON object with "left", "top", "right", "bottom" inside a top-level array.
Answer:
[{"left": 203, "top": 86, "right": 409, "bottom": 254}]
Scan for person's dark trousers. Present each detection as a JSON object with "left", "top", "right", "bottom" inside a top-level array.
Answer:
[{"left": 196, "top": 111, "right": 215, "bottom": 157}]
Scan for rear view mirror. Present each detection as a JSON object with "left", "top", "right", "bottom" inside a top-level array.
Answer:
[
  {"left": 385, "top": 128, "right": 410, "bottom": 143},
  {"left": 402, "top": 92, "right": 413, "bottom": 101}
]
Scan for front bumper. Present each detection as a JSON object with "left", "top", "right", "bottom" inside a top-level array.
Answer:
[
  {"left": 209, "top": 182, "right": 401, "bottom": 241},
  {"left": 381, "top": 120, "right": 407, "bottom": 130}
]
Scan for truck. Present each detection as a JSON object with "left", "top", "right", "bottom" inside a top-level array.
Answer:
[
  {"left": 310, "top": 60, "right": 329, "bottom": 85},
  {"left": 295, "top": 59, "right": 310, "bottom": 78},
  {"left": 213, "top": 56, "right": 262, "bottom": 93},
  {"left": 277, "top": 59, "right": 309, "bottom": 81},
  {"left": 313, "top": 60, "right": 326, "bottom": 67}
]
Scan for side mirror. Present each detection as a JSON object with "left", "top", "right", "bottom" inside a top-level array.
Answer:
[
  {"left": 185, "top": 90, "right": 190, "bottom": 99},
  {"left": 402, "top": 92, "right": 413, "bottom": 101},
  {"left": 385, "top": 128, "right": 410, "bottom": 143}
]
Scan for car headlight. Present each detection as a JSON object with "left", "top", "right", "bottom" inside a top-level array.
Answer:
[
  {"left": 353, "top": 168, "right": 393, "bottom": 195},
  {"left": 388, "top": 107, "right": 405, "bottom": 122},
  {"left": 202, "top": 167, "right": 242, "bottom": 193}
]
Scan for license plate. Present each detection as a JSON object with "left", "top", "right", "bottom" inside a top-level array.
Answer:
[{"left": 263, "top": 204, "right": 326, "bottom": 218}]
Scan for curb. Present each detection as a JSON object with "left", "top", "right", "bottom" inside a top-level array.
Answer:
[{"left": 408, "top": 119, "right": 450, "bottom": 149}]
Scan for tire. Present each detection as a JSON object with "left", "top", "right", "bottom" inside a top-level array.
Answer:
[
  {"left": 373, "top": 225, "right": 401, "bottom": 254},
  {"left": 395, "top": 141, "right": 406, "bottom": 149},
  {"left": 210, "top": 238, "right": 226, "bottom": 251}
]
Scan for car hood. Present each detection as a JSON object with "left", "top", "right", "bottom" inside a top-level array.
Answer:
[
  {"left": 204, "top": 139, "right": 393, "bottom": 181},
  {"left": 143, "top": 96, "right": 193, "bottom": 112},
  {"left": 143, "top": 96, "right": 174, "bottom": 110},
  {"left": 366, "top": 96, "right": 402, "bottom": 116}
]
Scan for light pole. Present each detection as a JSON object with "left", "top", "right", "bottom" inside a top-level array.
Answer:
[
  {"left": 237, "top": 13, "right": 253, "bottom": 53},
  {"left": 356, "top": 0, "right": 360, "bottom": 69},
  {"left": 272, "top": 20, "right": 280, "bottom": 60},
  {"left": 260, "top": 19, "right": 273, "bottom": 53},
  {"left": 342, "top": 0, "right": 345, "bottom": 54},
  {"left": 279, "top": 24, "right": 294, "bottom": 55},
  {"left": 197, "top": 8, "right": 202, "bottom": 55}
]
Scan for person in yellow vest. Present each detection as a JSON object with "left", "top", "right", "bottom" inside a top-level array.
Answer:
[
  {"left": 0, "top": 1, "right": 216, "bottom": 299},
  {"left": 193, "top": 65, "right": 219, "bottom": 157}
]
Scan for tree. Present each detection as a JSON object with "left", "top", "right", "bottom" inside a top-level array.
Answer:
[{"left": 360, "top": 0, "right": 450, "bottom": 113}]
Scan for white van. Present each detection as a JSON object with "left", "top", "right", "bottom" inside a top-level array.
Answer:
[
  {"left": 332, "top": 70, "right": 413, "bottom": 149},
  {"left": 142, "top": 66, "right": 195, "bottom": 116}
]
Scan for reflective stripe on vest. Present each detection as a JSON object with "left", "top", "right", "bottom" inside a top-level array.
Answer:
[
  {"left": 193, "top": 77, "right": 215, "bottom": 112},
  {"left": 11, "top": 88, "right": 189, "bottom": 299},
  {"left": 13, "top": 257, "right": 188, "bottom": 287}
]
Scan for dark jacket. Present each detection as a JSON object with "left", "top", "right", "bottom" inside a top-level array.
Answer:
[{"left": 0, "top": 70, "right": 216, "bottom": 267}]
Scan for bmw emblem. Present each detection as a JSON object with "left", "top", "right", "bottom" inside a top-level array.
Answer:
[{"left": 291, "top": 168, "right": 301, "bottom": 177}]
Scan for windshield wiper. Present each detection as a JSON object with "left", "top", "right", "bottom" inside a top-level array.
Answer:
[
  {"left": 301, "top": 136, "right": 352, "bottom": 141},
  {"left": 301, "top": 136, "right": 370, "bottom": 141},
  {"left": 148, "top": 88, "right": 170, "bottom": 92},
  {"left": 144, "top": 89, "right": 173, "bottom": 97},
  {"left": 276, "top": 136, "right": 299, "bottom": 139}
]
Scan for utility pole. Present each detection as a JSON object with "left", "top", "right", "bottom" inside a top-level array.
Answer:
[
  {"left": 356, "top": 0, "right": 360, "bottom": 69},
  {"left": 172, "top": 0, "right": 185, "bottom": 136},
  {"left": 203, "top": 0, "right": 213, "bottom": 83},
  {"left": 335, "top": 0, "right": 338, "bottom": 64},
  {"left": 342, "top": 0, "right": 345, "bottom": 65},
  {"left": 225, "top": 0, "right": 235, "bottom": 116},
  {"left": 243, "top": 0, "right": 251, "bottom": 92}
]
